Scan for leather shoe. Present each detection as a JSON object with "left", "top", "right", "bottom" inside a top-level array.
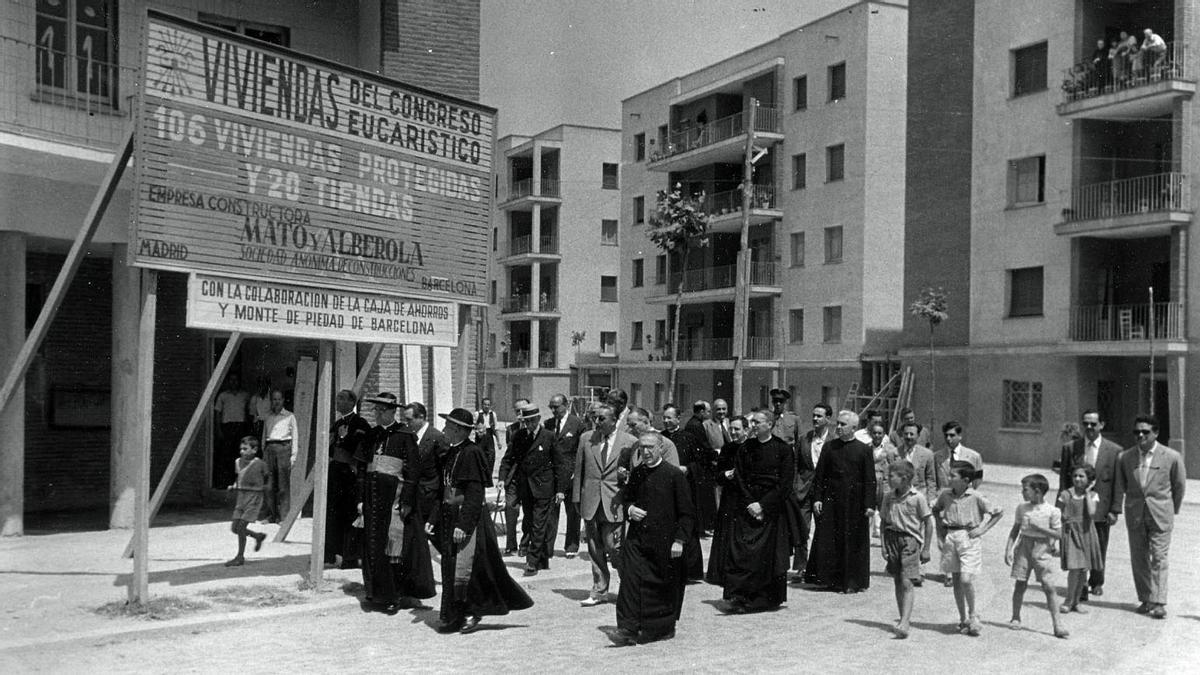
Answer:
[
  {"left": 436, "top": 620, "right": 464, "bottom": 634},
  {"left": 638, "top": 628, "right": 675, "bottom": 644},
  {"left": 607, "top": 628, "right": 636, "bottom": 646},
  {"left": 522, "top": 568, "right": 538, "bottom": 577},
  {"left": 460, "top": 616, "right": 482, "bottom": 633},
  {"left": 1149, "top": 605, "right": 1167, "bottom": 619},
  {"left": 1090, "top": 585, "right": 1103, "bottom": 597},
  {"left": 1136, "top": 602, "right": 1152, "bottom": 614},
  {"left": 580, "top": 595, "right": 607, "bottom": 607}
]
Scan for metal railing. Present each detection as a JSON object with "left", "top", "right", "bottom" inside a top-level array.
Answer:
[
  {"left": 668, "top": 262, "right": 778, "bottom": 293},
  {"left": 704, "top": 184, "right": 777, "bottom": 215},
  {"left": 675, "top": 338, "right": 733, "bottom": 361},
  {"left": 538, "top": 235, "right": 558, "bottom": 254},
  {"left": 538, "top": 351, "right": 556, "bottom": 368},
  {"left": 501, "top": 294, "right": 530, "bottom": 313},
  {"left": 509, "top": 235, "right": 533, "bottom": 255},
  {"left": 505, "top": 350, "right": 530, "bottom": 368},
  {"left": 654, "top": 106, "right": 780, "bottom": 161},
  {"left": 508, "top": 177, "right": 561, "bottom": 200},
  {"left": 1061, "top": 41, "right": 1189, "bottom": 104},
  {"left": 1062, "top": 172, "right": 1189, "bottom": 222},
  {"left": 1068, "top": 302, "right": 1184, "bottom": 341},
  {"left": 746, "top": 336, "right": 775, "bottom": 360},
  {"left": 0, "top": 35, "right": 133, "bottom": 150}
]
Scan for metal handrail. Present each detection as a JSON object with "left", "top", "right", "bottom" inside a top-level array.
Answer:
[
  {"left": 1061, "top": 41, "right": 1189, "bottom": 104},
  {"left": 655, "top": 106, "right": 780, "bottom": 160},
  {"left": 1068, "top": 302, "right": 1183, "bottom": 341},
  {"left": 1063, "top": 172, "right": 1189, "bottom": 221}
]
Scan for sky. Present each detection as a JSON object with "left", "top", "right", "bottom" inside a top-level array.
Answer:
[{"left": 480, "top": 0, "right": 854, "bottom": 137}]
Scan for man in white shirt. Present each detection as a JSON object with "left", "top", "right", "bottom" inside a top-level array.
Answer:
[
  {"left": 214, "top": 374, "right": 250, "bottom": 487},
  {"left": 262, "top": 389, "right": 298, "bottom": 523},
  {"left": 1059, "top": 409, "right": 1122, "bottom": 599}
]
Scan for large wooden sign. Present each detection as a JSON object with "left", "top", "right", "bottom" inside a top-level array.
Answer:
[{"left": 132, "top": 11, "right": 494, "bottom": 304}]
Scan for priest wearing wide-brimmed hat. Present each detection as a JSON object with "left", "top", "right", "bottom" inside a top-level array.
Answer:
[{"left": 498, "top": 403, "right": 569, "bottom": 577}]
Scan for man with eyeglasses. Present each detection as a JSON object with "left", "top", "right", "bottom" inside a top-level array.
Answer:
[
  {"left": 575, "top": 404, "right": 637, "bottom": 607},
  {"left": 1058, "top": 409, "right": 1121, "bottom": 599},
  {"left": 545, "top": 394, "right": 585, "bottom": 558},
  {"left": 1110, "top": 415, "right": 1186, "bottom": 620}
]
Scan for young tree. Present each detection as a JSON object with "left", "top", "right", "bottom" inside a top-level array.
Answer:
[
  {"left": 647, "top": 183, "right": 710, "bottom": 398},
  {"left": 909, "top": 287, "right": 949, "bottom": 429}
]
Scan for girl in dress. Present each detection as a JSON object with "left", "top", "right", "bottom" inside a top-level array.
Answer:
[{"left": 1056, "top": 464, "right": 1102, "bottom": 613}]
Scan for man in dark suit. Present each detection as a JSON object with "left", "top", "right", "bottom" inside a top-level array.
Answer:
[
  {"left": 325, "top": 389, "right": 373, "bottom": 568},
  {"left": 1058, "top": 409, "right": 1121, "bottom": 599},
  {"left": 499, "top": 404, "right": 568, "bottom": 576},
  {"left": 501, "top": 398, "right": 531, "bottom": 555},
  {"left": 684, "top": 400, "right": 718, "bottom": 533},
  {"left": 793, "top": 402, "right": 832, "bottom": 579},
  {"left": 1110, "top": 415, "right": 1186, "bottom": 619},
  {"left": 402, "top": 402, "right": 449, "bottom": 525},
  {"left": 545, "top": 394, "right": 585, "bottom": 557}
]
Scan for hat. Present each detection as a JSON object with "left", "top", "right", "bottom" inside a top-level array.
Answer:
[
  {"left": 769, "top": 388, "right": 791, "bottom": 401},
  {"left": 363, "top": 392, "right": 400, "bottom": 407},
  {"left": 517, "top": 404, "right": 542, "bottom": 420},
  {"left": 438, "top": 407, "right": 475, "bottom": 428}
]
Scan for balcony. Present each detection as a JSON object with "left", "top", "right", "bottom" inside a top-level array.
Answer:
[
  {"left": 500, "top": 177, "right": 562, "bottom": 209},
  {"left": 1068, "top": 302, "right": 1184, "bottom": 344},
  {"left": 502, "top": 234, "right": 560, "bottom": 261},
  {"left": 504, "top": 350, "right": 530, "bottom": 368},
  {"left": 746, "top": 336, "right": 775, "bottom": 360},
  {"left": 676, "top": 338, "right": 733, "bottom": 361},
  {"left": 499, "top": 293, "right": 558, "bottom": 317},
  {"left": 647, "top": 107, "right": 784, "bottom": 172},
  {"left": 1058, "top": 42, "right": 1195, "bottom": 120},
  {"left": 704, "top": 185, "right": 783, "bottom": 233},
  {"left": 1055, "top": 172, "right": 1191, "bottom": 237},
  {"left": 649, "top": 262, "right": 781, "bottom": 304}
]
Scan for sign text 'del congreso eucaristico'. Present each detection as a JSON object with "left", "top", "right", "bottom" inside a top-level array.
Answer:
[{"left": 131, "top": 11, "right": 495, "bottom": 304}]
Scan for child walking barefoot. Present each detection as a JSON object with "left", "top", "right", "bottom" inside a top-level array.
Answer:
[
  {"left": 1057, "top": 465, "right": 1103, "bottom": 613},
  {"left": 1004, "top": 473, "right": 1068, "bottom": 637},
  {"left": 879, "top": 460, "right": 934, "bottom": 638},
  {"left": 227, "top": 436, "right": 269, "bottom": 567}
]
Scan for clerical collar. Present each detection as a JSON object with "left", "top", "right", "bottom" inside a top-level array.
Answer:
[
  {"left": 450, "top": 440, "right": 466, "bottom": 448},
  {"left": 646, "top": 458, "right": 663, "bottom": 468}
]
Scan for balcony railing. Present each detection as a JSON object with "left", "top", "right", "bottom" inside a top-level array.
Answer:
[
  {"left": 654, "top": 107, "right": 780, "bottom": 161},
  {"left": 668, "top": 262, "right": 778, "bottom": 294},
  {"left": 704, "top": 185, "right": 777, "bottom": 215},
  {"left": 505, "top": 350, "right": 530, "bottom": 368},
  {"left": 1061, "top": 41, "right": 1189, "bottom": 104},
  {"left": 539, "top": 351, "right": 556, "bottom": 368},
  {"left": 1068, "top": 302, "right": 1184, "bottom": 341},
  {"left": 1, "top": 35, "right": 134, "bottom": 150},
  {"left": 508, "top": 177, "right": 560, "bottom": 200},
  {"left": 539, "top": 235, "right": 558, "bottom": 254},
  {"left": 746, "top": 336, "right": 775, "bottom": 360},
  {"left": 676, "top": 338, "right": 733, "bottom": 361},
  {"left": 1062, "top": 172, "right": 1189, "bottom": 222},
  {"left": 500, "top": 294, "right": 557, "bottom": 313}
]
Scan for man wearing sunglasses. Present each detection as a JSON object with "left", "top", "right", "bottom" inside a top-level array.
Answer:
[
  {"left": 1110, "top": 416, "right": 1186, "bottom": 620},
  {"left": 1058, "top": 409, "right": 1121, "bottom": 600}
]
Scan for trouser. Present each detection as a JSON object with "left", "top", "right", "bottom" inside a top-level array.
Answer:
[
  {"left": 1089, "top": 520, "right": 1110, "bottom": 590},
  {"left": 792, "top": 499, "right": 812, "bottom": 572},
  {"left": 324, "top": 461, "right": 359, "bottom": 563},
  {"left": 521, "top": 492, "right": 555, "bottom": 570},
  {"left": 504, "top": 482, "right": 525, "bottom": 552},
  {"left": 1128, "top": 520, "right": 1171, "bottom": 605},
  {"left": 265, "top": 441, "right": 292, "bottom": 521},
  {"left": 548, "top": 495, "right": 581, "bottom": 553},
  {"left": 584, "top": 514, "right": 623, "bottom": 597}
]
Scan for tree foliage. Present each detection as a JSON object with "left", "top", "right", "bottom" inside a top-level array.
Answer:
[{"left": 909, "top": 287, "right": 949, "bottom": 326}]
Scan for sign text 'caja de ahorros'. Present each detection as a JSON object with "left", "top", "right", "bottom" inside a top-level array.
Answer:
[{"left": 131, "top": 11, "right": 495, "bottom": 305}]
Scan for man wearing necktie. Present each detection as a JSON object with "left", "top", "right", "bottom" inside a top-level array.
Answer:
[
  {"left": 1110, "top": 415, "right": 1186, "bottom": 619},
  {"left": 1058, "top": 409, "right": 1122, "bottom": 599},
  {"left": 545, "top": 394, "right": 585, "bottom": 557},
  {"left": 574, "top": 403, "right": 636, "bottom": 606}
]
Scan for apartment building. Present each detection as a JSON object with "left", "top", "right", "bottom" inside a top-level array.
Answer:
[
  {"left": 902, "top": 0, "right": 1199, "bottom": 474},
  {"left": 618, "top": 1, "right": 908, "bottom": 414},
  {"left": 482, "top": 125, "right": 622, "bottom": 412},
  {"left": 0, "top": 0, "right": 481, "bottom": 531}
]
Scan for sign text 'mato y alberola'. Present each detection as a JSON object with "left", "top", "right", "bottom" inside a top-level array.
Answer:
[{"left": 130, "top": 11, "right": 495, "bottom": 304}]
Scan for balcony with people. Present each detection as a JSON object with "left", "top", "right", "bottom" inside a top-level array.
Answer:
[
  {"left": 499, "top": 264, "right": 559, "bottom": 319},
  {"left": 500, "top": 147, "right": 562, "bottom": 209},
  {"left": 646, "top": 71, "right": 783, "bottom": 173},
  {"left": 1058, "top": 4, "right": 1193, "bottom": 118},
  {"left": 668, "top": 164, "right": 782, "bottom": 234},
  {"left": 502, "top": 209, "right": 561, "bottom": 262}
]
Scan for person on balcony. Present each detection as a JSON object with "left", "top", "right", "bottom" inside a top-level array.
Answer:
[
  {"left": 1090, "top": 38, "right": 1111, "bottom": 91},
  {"left": 1115, "top": 31, "right": 1137, "bottom": 84},
  {"left": 1141, "top": 28, "right": 1167, "bottom": 75}
]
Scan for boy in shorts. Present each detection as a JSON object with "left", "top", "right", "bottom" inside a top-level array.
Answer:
[
  {"left": 879, "top": 460, "right": 934, "bottom": 638},
  {"left": 932, "top": 461, "right": 1003, "bottom": 636},
  {"left": 1004, "top": 473, "right": 1068, "bottom": 638}
]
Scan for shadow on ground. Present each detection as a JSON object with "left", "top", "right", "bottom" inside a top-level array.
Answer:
[{"left": 112, "top": 554, "right": 311, "bottom": 588}]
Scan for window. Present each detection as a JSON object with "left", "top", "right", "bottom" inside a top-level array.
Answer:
[
  {"left": 492, "top": 227, "right": 498, "bottom": 252},
  {"left": 1007, "top": 155, "right": 1045, "bottom": 206},
  {"left": 601, "top": 219, "right": 619, "bottom": 246},
  {"left": 655, "top": 320, "right": 666, "bottom": 348},
  {"left": 792, "top": 153, "right": 806, "bottom": 190},
  {"left": 823, "top": 306, "right": 842, "bottom": 343},
  {"left": 489, "top": 280, "right": 497, "bottom": 304},
  {"left": 631, "top": 322, "right": 644, "bottom": 350},
  {"left": 600, "top": 331, "right": 617, "bottom": 356},
  {"left": 789, "top": 309, "right": 805, "bottom": 343},
  {"left": 1012, "top": 42, "right": 1047, "bottom": 96},
  {"left": 634, "top": 196, "right": 645, "bottom": 224},
  {"left": 823, "top": 226, "right": 843, "bottom": 263},
  {"left": 828, "top": 62, "right": 846, "bottom": 101},
  {"left": 634, "top": 133, "right": 646, "bottom": 161},
  {"left": 675, "top": 384, "right": 691, "bottom": 408},
  {"left": 790, "top": 232, "right": 805, "bottom": 267},
  {"left": 653, "top": 383, "right": 665, "bottom": 410},
  {"left": 487, "top": 333, "right": 496, "bottom": 357},
  {"left": 36, "top": 0, "right": 118, "bottom": 104},
  {"left": 602, "top": 163, "right": 619, "bottom": 189},
  {"left": 793, "top": 75, "right": 808, "bottom": 110},
  {"left": 1003, "top": 380, "right": 1043, "bottom": 427},
  {"left": 1008, "top": 266, "right": 1044, "bottom": 317},
  {"left": 632, "top": 259, "right": 644, "bottom": 287},
  {"left": 826, "top": 144, "right": 845, "bottom": 182},
  {"left": 198, "top": 13, "right": 290, "bottom": 45},
  {"left": 600, "top": 276, "right": 618, "bottom": 302},
  {"left": 655, "top": 255, "right": 667, "bottom": 284},
  {"left": 630, "top": 383, "right": 642, "bottom": 407}
]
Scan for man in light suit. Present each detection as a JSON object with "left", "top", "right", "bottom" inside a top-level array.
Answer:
[
  {"left": 546, "top": 394, "right": 585, "bottom": 557},
  {"left": 933, "top": 420, "right": 983, "bottom": 490},
  {"left": 574, "top": 403, "right": 636, "bottom": 607},
  {"left": 1058, "top": 409, "right": 1122, "bottom": 599},
  {"left": 705, "top": 398, "right": 732, "bottom": 451},
  {"left": 1110, "top": 415, "right": 1186, "bottom": 619}
]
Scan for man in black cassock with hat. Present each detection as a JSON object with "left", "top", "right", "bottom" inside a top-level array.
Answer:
[
  {"left": 804, "top": 409, "right": 877, "bottom": 593},
  {"left": 427, "top": 408, "right": 533, "bottom": 634},
  {"left": 608, "top": 432, "right": 695, "bottom": 646}
]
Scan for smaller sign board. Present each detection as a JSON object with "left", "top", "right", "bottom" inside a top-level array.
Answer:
[{"left": 187, "top": 274, "right": 457, "bottom": 346}]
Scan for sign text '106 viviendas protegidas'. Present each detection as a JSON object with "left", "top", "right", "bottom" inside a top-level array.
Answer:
[{"left": 132, "top": 11, "right": 495, "bottom": 304}]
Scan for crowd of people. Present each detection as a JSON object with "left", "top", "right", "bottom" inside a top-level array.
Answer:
[
  {"left": 1068, "top": 28, "right": 1170, "bottom": 96},
  {"left": 219, "top": 385, "right": 1186, "bottom": 642}
]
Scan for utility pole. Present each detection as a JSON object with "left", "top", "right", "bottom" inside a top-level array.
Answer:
[
  {"left": 1148, "top": 285, "right": 1156, "bottom": 416},
  {"left": 731, "top": 99, "right": 758, "bottom": 411}
]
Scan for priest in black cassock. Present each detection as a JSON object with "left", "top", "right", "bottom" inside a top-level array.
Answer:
[
  {"left": 661, "top": 404, "right": 705, "bottom": 581},
  {"left": 804, "top": 409, "right": 877, "bottom": 593},
  {"left": 426, "top": 409, "right": 533, "bottom": 634},
  {"left": 720, "top": 411, "right": 796, "bottom": 613},
  {"left": 609, "top": 432, "right": 696, "bottom": 646}
]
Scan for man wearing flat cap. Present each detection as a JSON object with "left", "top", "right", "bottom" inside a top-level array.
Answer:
[
  {"left": 770, "top": 388, "right": 799, "bottom": 445},
  {"left": 499, "top": 403, "right": 569, "bottom": 576}
]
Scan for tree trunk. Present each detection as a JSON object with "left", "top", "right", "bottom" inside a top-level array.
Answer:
[
  {"left": 668, "top": 247, "right": 689, "bottom": 401},
  {"left": 927, "top": 324, "right": 936, "bottom": 433}
]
